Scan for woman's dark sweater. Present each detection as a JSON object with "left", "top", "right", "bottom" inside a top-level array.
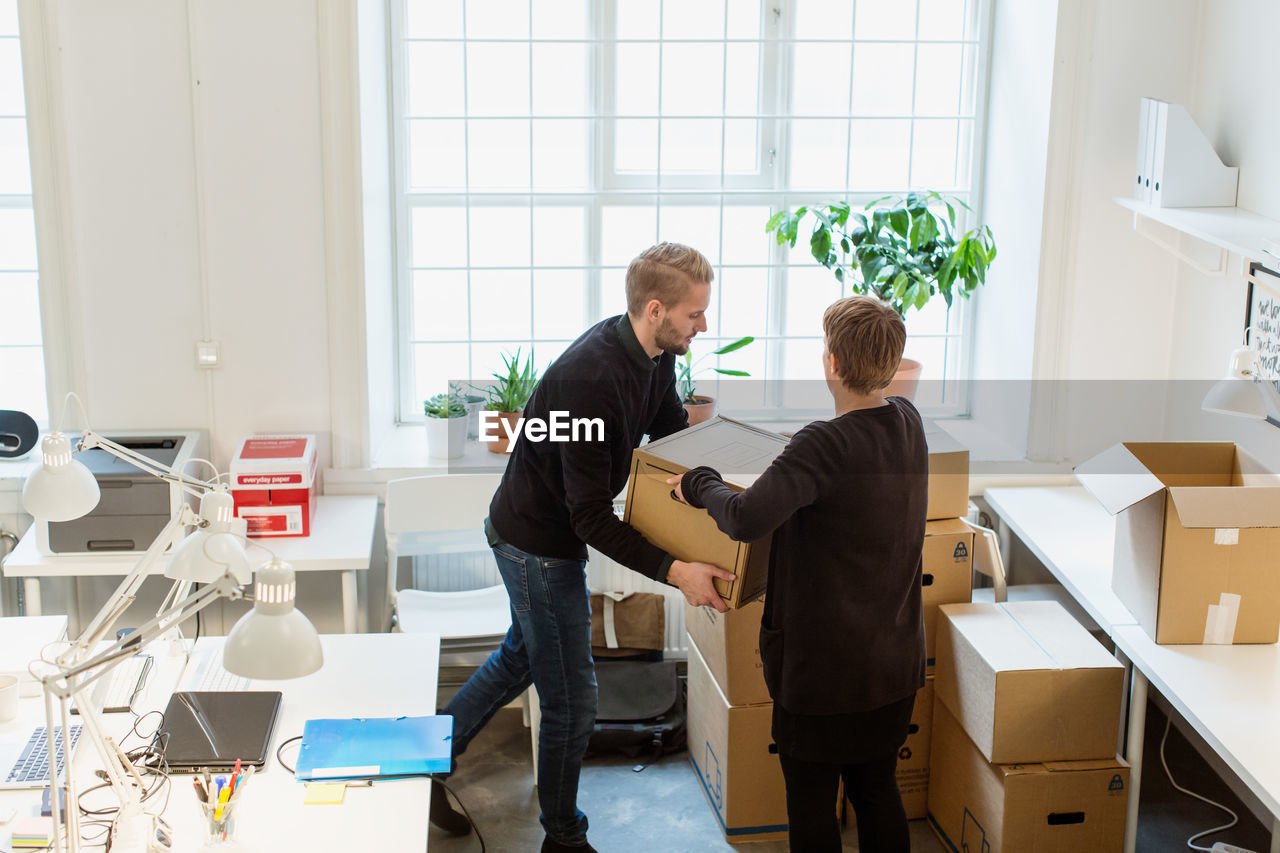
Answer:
[{"left": 683, "top": 397, "right": 928, "bottom": 715}]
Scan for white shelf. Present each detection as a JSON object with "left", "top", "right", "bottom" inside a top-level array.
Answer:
[{"left": 1114, "top": 196, "right": 1280, "bottom": 270}]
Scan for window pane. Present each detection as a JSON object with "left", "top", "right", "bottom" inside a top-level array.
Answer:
[
  {"left": 601, "top": 206, "right": 656, "bottom": 266},
  {"left": 407, "top": 43, "right": 464, "bottom": 117},
  {"left": 663, "top": 0, "right": 723, "bottom": 39},
  {"left": 658, "top": 205, "right": 720, "bottom": 266},
  {"left": 468, "top": 119, "right": 530, "bottom": 190},
  {"left": 660, "top": 118, "right": 721, "bottom": 173},
  {"left": 903, "top": 336, "right": 948, "bottom": 382},
  {"left": 787, "top": 118, "right": 848, "bottom": 190},
  {"left": 471, "top": 341, "right": 534, "bottom": 391},
  {"left": 470, "top": 205, "right": 531, "bottom": 267},
  {"left": 716, "top": 266, "right": 769, "bottom": 340},
  {"left": 617, "top": 0, "right": 660, "bottom": 39},
  {"left": 958, "top": 43, "right": 979, "bottom": 115},
  {"left": 0, "top": 208, "right": 36, "bottom": 269},
  {"left": 409, "top": 119, "right": 467, "bottom": 191},
  {"left": 0, "top": 2, "right": 17, "bottom": 36},
  {"left": 784, "top": 266, "right": 841, "bottom": 336},
  {"left": 0, "top": 118, "right": 31, "bottom": 195},
  {"left": 413, "top": 270, "right": 470, "bottom": 341},
  {"left": 534, "top": 269, "right": 587, "bottom": 338},
  {"left": 855, "top": 0, "right": 916, "bottom": 40},
  {"left": 532, "top": 0, "right": 587, "bottom": 39},
  {"left": 533, "top": 340, "right": 570, "bottom": 374},
  {"left": 406, "top": 0, "right": 462, "bottom": 39},
  {"left": 414, "top": 342, "right": 470, "bottom": 402},
  {"left": 724, "top": 118, "right": 758, "bottom": 173},
  {"left": 911, "top": 118, "right": 958, "bottom": 188},
  {"left": 908, "top": 294, "right": 956, "bottom": 337},
  {"left": 849, "top": 118, "right": 910, "bottom": 189},
  {"left": 720, "top": 206, "right": 771, "bottom": 266},
  {"left": 915, "top": 43, "right": 962, "bottom": 116},
  {"left": 465, "top": 0, "right": 529, "bottom": 39},
  {"left": 532, "top": 205, "right": 586, "bottom": 266},
  {"left": 617, "top": 43, "right": 659, "bottom": 115},
  {"left": 470, "top": 270, "right": 532, "bottom": 339},
  {"left": 411, "top": 207, "right": 468, "bottom": 267},
  {"left": 596, "top": 267, "right": 628, "bottom": 320},
  {"left": 792, "top": 43, "right": 851, "bottom": 116},
  {"left": 0, "top": 40, "right": 24, "bottom": 114},
  {"left": 662, "top": 43, "right": 723, "bottom": 116},
  {"left": 780, "top": 340, "right": 827, "bottom": 406},
  {"left": 0, "top": 346, "right": 47, "bottom": 416},
  {"left": 726, "top": 1, "right": 761, "bottom": 39},
  {"left": 851, "top": 43, "right": 915, "bottom": 115},
  {"left": 0, "top": 273, "right": 41, "bottom": 345},
  {"left": 724, "top": 44, "right": 759, "bottom": 116},
  {"left": 918, "top": 0, "right": 968, "bottom": 41},
  {"left": 615, "top": 118, "right": 658, "bottom": 172},
  {"left": 467, "top": 44, "right": 530, "bottom": 116},
  {"left": 533, "top": 119, "right": 588, "bottom": 189},
  {"left": 533, "top": 44, "right": 587, "bottom": 116},
  {"left": 795, "top": 0, "right": 853, "bottom": 40}
]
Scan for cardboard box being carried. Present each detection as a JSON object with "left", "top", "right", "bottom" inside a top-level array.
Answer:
[
  {"left": 928, "top": 703, "right": 1129, "bottom": 853},
  {"left": 685, "top": 599, "right": 771, "bottom": 706},
  {"left": 230, "top": 435, "right": 320, "bottom": 537},
  {"left": 934, "top": 601, "right": 1124, "bottom": 764},
  {"left": 898, "top": 676, "right": 935, "bottom": 820},
  {"left": 686, "top": 638, "right": 787, "bottom": 843},
  {"left": 922, "top": 519, "right": 974, "bottom": 669},
  {"left": 626, "top": 418, "right": 788, "bottom": 608},
  {"left": 923, "top": 418, "right": 970, "bottom": 521},
  {"left": 1075, "top": 441, "right": 1280, "bottom": 644}
]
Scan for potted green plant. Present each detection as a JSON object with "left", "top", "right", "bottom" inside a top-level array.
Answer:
[
  {"left": 478, "top": 349, "right": 539, "bottom": 454},
  {"left": 675, "top": 337, "right": 754, "bottom": 424},
  {"left": 766, "top": 190, "right": 996, "bottom": 398},
  {"left": 423, "top": 391, "right": 468, "bottom": 460}
]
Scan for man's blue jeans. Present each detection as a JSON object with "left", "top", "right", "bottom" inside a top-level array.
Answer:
[{"left": 443, "top": 542, "right": 597, "bottom": 846}]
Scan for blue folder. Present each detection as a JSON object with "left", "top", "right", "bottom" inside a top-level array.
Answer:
[{"left": 295, "top": 715, "right": 452, "bottom": 781}]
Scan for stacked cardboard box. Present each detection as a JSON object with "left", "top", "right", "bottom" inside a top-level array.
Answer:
[{"left": 927, "top": 602, "right": 1129, "bottom": 852}]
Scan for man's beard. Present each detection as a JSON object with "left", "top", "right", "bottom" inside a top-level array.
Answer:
[{"left": 654, "top": 316, "right": 690, "bottom": 355}]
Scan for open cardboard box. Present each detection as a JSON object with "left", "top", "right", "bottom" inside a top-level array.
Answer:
[{"left": 1075, "top": 441, "right": 1280, "bottom": 644}]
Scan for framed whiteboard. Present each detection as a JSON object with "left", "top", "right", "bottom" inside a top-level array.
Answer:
[{"left": 1245, "top": 261, "right": 1280, "bottom": 426}]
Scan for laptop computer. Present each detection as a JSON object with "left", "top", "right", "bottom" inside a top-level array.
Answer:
[
  {"left": 160, "top": 691, "right": 282, "bottom": 774},
  {"left": 0, "top": 725, "right": 82, "bottom": 790}
]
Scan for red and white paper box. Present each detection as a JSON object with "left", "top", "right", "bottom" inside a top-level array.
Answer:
[{"left": 230, "top": 435, "right": 319, "bottom": 538}]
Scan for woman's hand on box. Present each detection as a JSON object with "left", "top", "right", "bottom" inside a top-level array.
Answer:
[
  {"left": 668, "top": 560, "right": 736, "bottom": 613},
  {"left": 665, "top": 474, "right": 689, "bottom": 505}
]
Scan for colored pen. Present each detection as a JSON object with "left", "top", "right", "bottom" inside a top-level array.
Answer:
[
  {"left": 214, "top": 780, "right": 232, "bottom": 820},
  {"left": 192, "top": 779, "right": 208, "bottom": 803},
  {"left": 229, "top": 759, "right": 242, "bottom": 794}
]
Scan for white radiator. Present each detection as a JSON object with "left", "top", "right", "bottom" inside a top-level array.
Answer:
[{"left": 410, "top": 546, "right": 688, "bottom": 656}]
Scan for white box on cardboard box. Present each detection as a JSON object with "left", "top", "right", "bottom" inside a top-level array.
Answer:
[{"left": 230, "top": 435, "right": 319, "bottom": 538}]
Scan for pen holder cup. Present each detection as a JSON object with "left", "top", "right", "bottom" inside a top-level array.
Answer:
[{"left": 197, "top": 798, "right": 238, "bottom": 848}]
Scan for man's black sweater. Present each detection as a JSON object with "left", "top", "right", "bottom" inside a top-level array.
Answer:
[
  {"left": 683, "top": 397, "right": 928, "bottom": 714},
  {"left": 487, "top": 315, "right": 687, "bottom": 581}
]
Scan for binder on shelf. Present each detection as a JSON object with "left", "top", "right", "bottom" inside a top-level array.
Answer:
[
  {"left": 1149, "top": 101, "right": 1238, "bottom": 208},
  {"left": 1136, "top": 97, "right": 1156, "bottom": 203},
  {"left": 295, "top": 715, "right": 453, "bottom": 781}
]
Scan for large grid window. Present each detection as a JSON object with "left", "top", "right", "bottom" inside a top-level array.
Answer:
[
  {"left": 0, "top": 1, "right": 44, "bottom": 424},
  {"left": 392, "top": 0, "right": 989, "bottom": 421}
]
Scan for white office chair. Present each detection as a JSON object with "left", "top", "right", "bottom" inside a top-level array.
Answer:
[{"left": 382, "top": 474, "right": 540, "bottom": 782}]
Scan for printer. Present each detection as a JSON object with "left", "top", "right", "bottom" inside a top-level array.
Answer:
[{"left": 35, "top": 430, "right": 205, "bottom": 555}]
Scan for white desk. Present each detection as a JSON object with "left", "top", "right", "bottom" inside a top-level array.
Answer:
[
  {"left": 0, "top": 632, "right": 440, "bottom": 853},
  {"left": 2, "top": 495, "right": 378, "bottom": 634},
  {"left": 985, "top": 486, "right": 1280, "bottom": 853}
]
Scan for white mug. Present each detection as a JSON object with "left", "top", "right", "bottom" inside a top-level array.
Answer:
[{"left": 0, "top": 674, "right": 18, "bottom": 724}]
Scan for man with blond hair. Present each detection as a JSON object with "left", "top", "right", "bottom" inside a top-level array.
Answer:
[
  {"left": 432, "top": 242, "right": 735, "bottom": 852},
  {"left": 670, "top": 295, "right": 927, "bottom": 852}
]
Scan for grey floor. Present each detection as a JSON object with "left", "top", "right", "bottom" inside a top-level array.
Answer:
[{"left": 428, "top": 701, "right": 1273, "bottom": 852}]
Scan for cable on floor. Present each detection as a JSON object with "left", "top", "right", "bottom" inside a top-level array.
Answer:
[
  {"left": 431, "top": 776, "right": 486, "bottom": 853},
  {"left": 1160, "top": 716, "right": 1239, "bottom": 851}
]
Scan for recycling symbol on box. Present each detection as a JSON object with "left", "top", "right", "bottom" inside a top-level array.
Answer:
[{"left": 899, "top": 746, "right": 912, "bottom": 761}]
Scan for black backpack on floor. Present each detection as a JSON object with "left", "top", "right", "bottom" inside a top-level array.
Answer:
[{"left": 587, "top": 660, "right": 687, "bottom": 767}]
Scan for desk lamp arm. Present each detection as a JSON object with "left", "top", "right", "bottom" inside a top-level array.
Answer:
[{"left": 76, "top": 431, "right": 218, "bottom": 501}]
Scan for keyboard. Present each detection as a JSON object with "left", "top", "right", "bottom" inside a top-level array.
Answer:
[
  {"left": 192, "top": 660, "right": 251, "bottom": 693},
  {"left": 4, "top": 726, "right": 82, "bottom": 785},
  {"left": 74, "top": 654, "right": 153, "bottom": 715}
]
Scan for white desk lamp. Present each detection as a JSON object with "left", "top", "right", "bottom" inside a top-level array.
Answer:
[
  {"left": 1201, "top": 342, "right": 1266, "bottom": 419},
  {"left": 23, "top": 395, "right": 324, "bottom": 853}
]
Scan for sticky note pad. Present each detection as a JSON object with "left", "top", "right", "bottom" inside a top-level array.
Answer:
[
  {"left": 12, "top": 815, "right": 54, "bottom": 847},
  {"left": 303, "top": 782, "right": 347, "bottom": 805}
]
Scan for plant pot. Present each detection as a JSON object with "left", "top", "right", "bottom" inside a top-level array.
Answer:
[
  {"left": 885, "top": 358, "right": 923, "bottom": 401},
  {"left": 425, "top": 414, "right": 468, "bottom": 460},
  {"left": 484, "top": 410, "right": 523, "bottom": 454},
  {"left": 683, "top": 396, "right": 716, "bottom": 425}
]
